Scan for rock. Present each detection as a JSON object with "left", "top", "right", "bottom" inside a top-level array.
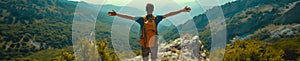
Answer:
[
  {"left": 157, "top": 35, "right": 209, "bottom": 61},
  {"left": 292, "top": 24, "right": 300, "bottom": 30},
  {"left": 125, "top": 56, "right": 142, "bottom": 61},
  {"left": 126, "top": 35, "right": 209, "bottom": 61},
  {"left": 269, "top": 24, "right": 300, "bottom": 38}
]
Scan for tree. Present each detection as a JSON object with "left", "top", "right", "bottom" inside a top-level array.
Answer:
[{"left": 224, "top": 40, "right": 284, "bottom": 61}]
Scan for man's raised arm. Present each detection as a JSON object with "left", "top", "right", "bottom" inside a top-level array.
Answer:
[
  {"left": 163, "top": 6, "right": 191, "bottom": 18},
  {"left": 108, "top": 10, "right": 136, "bottom": 20}
]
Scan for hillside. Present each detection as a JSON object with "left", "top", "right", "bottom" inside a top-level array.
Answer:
[
  {"left": 161, "top": 0, "right": 300, "bottom": 49},
  {"left": 0, "top": 0, "right": 76, "bottom": 59},
  {"left": 0, "top": 0, "right": 144, "bottom": 59},
  {"left": 1, "top": 0, "right": 300, "bottom": 60}
]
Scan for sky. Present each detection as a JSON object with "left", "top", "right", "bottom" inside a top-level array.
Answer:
[
  {"left": 68, "top": 0, "right": 236, "bottom": 7},
  {"left": 69, "top": 0, "right": 236, "bottom": 25},
  {"left": 68, "top": 0, "right": 236, "bottom": 15},
  {"left": 69, "top": 0, "right": 196, "bottom": 6}
]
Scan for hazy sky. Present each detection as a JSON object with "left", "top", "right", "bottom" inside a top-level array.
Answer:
[
  {"left": 69, "top": 0, "right": 195, "bottom": 5},
  {"left": 69, "top": 0, "right": 236, "bottom": 7},
  {"left": 69, "top": 0, "right": 236, "bottom": 25},
  {"left": 68, "top": 0, "right": 236, "bottom": 16}
]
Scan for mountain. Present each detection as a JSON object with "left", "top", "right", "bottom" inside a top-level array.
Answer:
[
  {"left": 0, "top": 0, "right": 76, "bottom": 59},
  {"left": 158, "top": 0, "right": 300, "bottom": 60},
  {"left": 161, "top": 0, "right": 300, "bottom": 49},
  {"left": 1, "top": 0, "right": 300, "bottom": 60},
  {"left": 245, "top": 24, "right": 300, "bottom": 41},
  {"left": 0, "top": 0, "right": 144, "bottom": 59}
]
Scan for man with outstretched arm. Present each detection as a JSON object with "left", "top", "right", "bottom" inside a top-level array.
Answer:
[{"left": 108, "top": 3, "right": 191, "bottom": 61}]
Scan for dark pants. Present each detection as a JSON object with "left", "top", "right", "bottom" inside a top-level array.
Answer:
[{"left": 142, "top": 44, "right": 158, "bottom": 61}]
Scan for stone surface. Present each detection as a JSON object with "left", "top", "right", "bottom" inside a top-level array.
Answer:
[{"left": 126, "top": 35, "right": 209, "bottom": 61}]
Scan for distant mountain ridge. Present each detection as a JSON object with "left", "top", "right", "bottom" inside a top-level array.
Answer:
[
  {"left": 0, "top": 0, "right": 144, "bottom": 59},
  {"left": 161, "top": 0, "right": 300, "bottom": 49},
  {"left": 1, "top": 0, "right": 300, "bottom": 60}
]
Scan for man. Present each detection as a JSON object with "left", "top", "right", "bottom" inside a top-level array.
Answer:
[{"left": 108, "top": 3, "right": 191, "bottom": 61}]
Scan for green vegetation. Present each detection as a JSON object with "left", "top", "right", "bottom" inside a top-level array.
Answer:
[
  {"left": 224, "top": 36, "right": 300, "bottom": 61},
  {"left": 8, "top": 39, "right": 121, "bottom": 61},
  {"left": 224, "top": 40, "right": 284, "bottom": 61},
  {"left": 95, "top": 38, "right": 120, "bottom": 61},
  {"left": 0, "top": 0, "right": 77, "bottom": 59},
  {"left": 164, "top": 0, "right": 300, "bottom": 50},
  {"left": 0, "top": 0, "right": 122, "bottom": 60},
  {"left": 1, "top": 0, "right": 300, "bottom": 60},
  {"left": 0, "top": 18, "right": 72, "bottom": 59},
  {"left": 272, "top": 36, "right": 300, "bottom": 60}
]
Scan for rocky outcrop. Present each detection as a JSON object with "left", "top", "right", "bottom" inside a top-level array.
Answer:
[
  {"left": 245, "top": 24, "right": 300, "bottom": 40},
  {"left": 127, "top": 35, "right": 209, "bottom": 61}
]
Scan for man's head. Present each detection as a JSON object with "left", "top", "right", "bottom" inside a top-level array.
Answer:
[{"left": 146, "top": 3, "right": 154, "bottom": 14}]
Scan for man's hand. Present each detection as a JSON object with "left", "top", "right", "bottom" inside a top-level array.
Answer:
[
  {"left": 108, "top": 10, "right": 135, "bottom": 20},
  {"left": 108, "top": 10, "right": 117, "bottom": 16},
  {"left": 163, "top": 6, "right": 191, "bottom": 18},
  {"left": 182, "top": 6, "right": 191, "bottom": 12}
]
